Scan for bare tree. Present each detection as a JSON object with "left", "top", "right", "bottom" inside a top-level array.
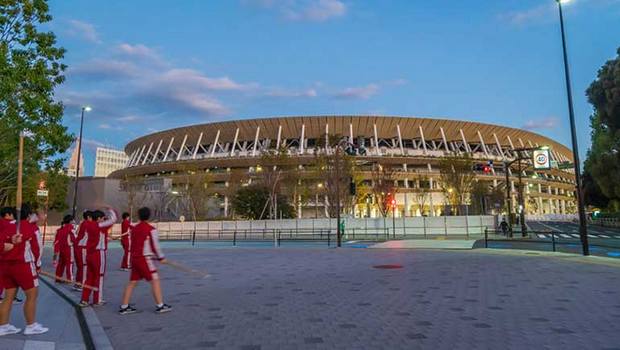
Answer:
[
  {"left": 438, "top": 153, "right": 476, "bottom": 215},
  {"left": 413, "top": 176, "right": 431, "bottom": 216},
  {"left": 120, "top": 175, "right": 146, "bottom": 218},
  {"left": 370, "top": 163, "right": 398, "bottom": 217}
]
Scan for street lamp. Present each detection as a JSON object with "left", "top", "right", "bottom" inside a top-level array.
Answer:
[
  {"left": 555, "top": 0, "right": 589, "bottom": 256},
  {"left": 71, "top": 106, "right": 91, "bottom": 218}
]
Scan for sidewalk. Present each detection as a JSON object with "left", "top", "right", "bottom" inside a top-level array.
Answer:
[{"left": 0, "top": 278, "right": 86, "bottom": 350}]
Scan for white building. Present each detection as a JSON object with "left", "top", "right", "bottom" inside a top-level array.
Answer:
[
  {"left": 94, "top": 147, "right": 128, "bottom": 177},
  {"left": 66, "top": 140, "right": 84, "bottom": 178}
]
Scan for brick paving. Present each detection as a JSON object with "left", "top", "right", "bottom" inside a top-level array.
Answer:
[{"left": 76, "top": 247, "right": 620, "bottom": 349}]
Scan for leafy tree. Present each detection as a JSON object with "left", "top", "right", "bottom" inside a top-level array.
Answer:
[
  {"left": 0, "top": 1, "right": 71, "bottom": 206},
  {"left": 231, "top": 184, "right": 294, "bottom": 220},
  {"left": 584, "top": 47, "right": 620, "bottom": 211}
]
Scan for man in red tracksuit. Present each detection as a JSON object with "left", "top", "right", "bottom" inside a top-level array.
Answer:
[
  {"left": 120, "top": 212, "right": 132, "bottom": 271},
  {"left": 0, "top": 204, "right": 48, "bottom": 336},
  {"left": 73, "top": 211, "right": 92, "bottom": 291},
  {"left": 53, "top": 215, "right": 75, "bottom": 284},
  {"left": 80, "top": 209, "right": 116, "bottom": 307},
  {"left": 119, "top": 207, "right": 171, "bottom": 314}
]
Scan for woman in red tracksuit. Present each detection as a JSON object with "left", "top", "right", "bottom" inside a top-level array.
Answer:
[
  {"left": 0, "top": 204, "right": 48, "bottom": 336},
  {"left": 53, "top": 215, "right": 75, "bottom": 284},
  {"left": 79, "top": 208, "right": 116, "bottom": 307},
  {"left": 120, "top": 212, "right": 132, "bottom": 270},
  {"left": 73, "top": 211, "right": 92, "bottom": 291}
]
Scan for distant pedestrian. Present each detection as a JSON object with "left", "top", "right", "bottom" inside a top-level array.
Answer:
[
  {"left": 500, "top": 218, "right": 509, "bottom": 235},
  {"left": 118, "top": 207, "right": 172, "bottom": 315}
]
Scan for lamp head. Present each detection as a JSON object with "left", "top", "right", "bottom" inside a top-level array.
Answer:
[{"left": 83, "top": 106, "right": 92, "bottom": 112}]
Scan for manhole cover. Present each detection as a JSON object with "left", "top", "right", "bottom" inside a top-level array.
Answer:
[{"left": 373, "top": 264, "right": 403, "bottom": 269}]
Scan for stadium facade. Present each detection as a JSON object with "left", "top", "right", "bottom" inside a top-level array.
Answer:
[{"left": 110, "top": 116, "right": 576, "bottom": 219}]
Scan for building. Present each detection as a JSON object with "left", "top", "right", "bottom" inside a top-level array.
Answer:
[
  {"left": 110, "top": 116, "right": 576, "bottom": 219},
  {"left": 66, "top": 140, "right": 84, "bottom": 178},
  {"left": 94, "top": 147, "right": 129, "bottom": 177}
]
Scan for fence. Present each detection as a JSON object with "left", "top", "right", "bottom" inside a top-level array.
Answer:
[
  {"left": 41, "top": 216, "right": 496, "bottom": 243},
  {"left": 525, "top": 214, "right": 578, "bottom": 222}
]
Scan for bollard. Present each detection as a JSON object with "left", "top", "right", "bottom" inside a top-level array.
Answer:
[
  {"left": 233, "top": 230, "right": 237, "bottom": 246},
  {"left": 484, "top": 228, "right": 488, "bottom": 248},
  {"left": 551, "top": 232, "right": 556, "bottom": 252}
]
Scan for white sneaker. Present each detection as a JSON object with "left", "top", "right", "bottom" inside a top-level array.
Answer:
[
  {"left": 23, "top": 323, "right": 49, "bottom": 335},
  {"left": 0, "top": 324, "right": 22, "bottom": 336}
]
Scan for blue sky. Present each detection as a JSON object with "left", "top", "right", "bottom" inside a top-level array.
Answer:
[{"left": 47, "top": 0, "right": 620, "bottom": 175}]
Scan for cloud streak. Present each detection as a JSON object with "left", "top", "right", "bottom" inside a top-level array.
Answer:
[
  {"left": 246, "top": 0, "right": 347, "bottom": 22},
  {"left": 65, "top": 19, "right": 102, "bottom": 43},
  {"left": 522, "top": 117, "right": 559, "bottom": 130}
]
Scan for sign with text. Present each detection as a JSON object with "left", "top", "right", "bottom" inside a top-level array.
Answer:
[
  {"left": 36, "top": 189, "right": 49, "bottom": 197},
  {"left": 533, "top": 149, "right": 551, "bottom": 170}
]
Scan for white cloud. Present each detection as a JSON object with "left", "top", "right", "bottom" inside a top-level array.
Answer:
[
  {"left": 498, "top": 4, "right": 553, "bottom": 25},
  {"left": 65, "top": 19, "right": 101, "bottom": 43},
  {"left": 116, "top": 43, "right": 163, "bottom": 64},
  {"left": 246, "top": 0, "right": 347, "bottom": 22},
  {"left": 264, "top": 88, "right": 318, "bottom": 98},
  {"left": 522, "top": 116, "right": 559, "bottom": 130},
  {"left": 333, "top": 83, "right": 379, "bottom": 100},
  {"left": 98, "top": 123, "right": 111, "bottom": 129}
]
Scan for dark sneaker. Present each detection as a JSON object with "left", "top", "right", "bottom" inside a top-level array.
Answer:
[
  {"left": 119, "top": 305, "right": 138, "bottom": 315},
  {"left": 78, "top": 301, "right": 90, "bottom": 308},
  {"left": 155, "top": 304, "right": 172, "bottom": 314},
  {"left": 13, "top": 297, "right": 23, "bottom": 305}
]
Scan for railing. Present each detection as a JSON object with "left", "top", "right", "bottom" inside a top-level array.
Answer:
[
  {"left": 592, "top": 218, "right": 620, "bottom": 228},
  {"left": 483, "top": 228, "right": 620, "bottom": 253}
]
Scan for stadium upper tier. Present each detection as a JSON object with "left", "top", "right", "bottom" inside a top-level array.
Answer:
[{"left": 112, "top": 115, "right": 573, "bottom": 177}]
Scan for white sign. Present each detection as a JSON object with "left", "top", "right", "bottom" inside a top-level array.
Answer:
[
  {"left": 179, "top": 215, "right": 185, "bottom": 223},
  {"left": 36, "top": 189, "right": 49, "bottom": 197},
  {"left": 533, "top": 149, "right": 551, "bottom": 170}
]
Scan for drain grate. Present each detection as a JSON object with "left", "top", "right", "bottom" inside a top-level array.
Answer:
[{"left": 373, "top": 264, "right": 403, "bottom": 269}]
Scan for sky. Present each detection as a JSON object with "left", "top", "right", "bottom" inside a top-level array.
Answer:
[{"left": 46, "top": 0, "right": 620, "bottom": 175}]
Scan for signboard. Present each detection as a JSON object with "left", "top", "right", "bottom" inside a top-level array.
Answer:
[
  {"left": 36, "top": 189, "right": 49, "bottom": 197},
  {"left": 533, "top": 149, "right": 551, "bottom": 170},
  {"left": 558, "top": 161, "right": 573, "bottom": 170}
]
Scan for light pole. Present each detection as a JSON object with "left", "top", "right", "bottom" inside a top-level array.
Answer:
[
  {"left": 71, "top": 106, "right": 91, "bottom": 218},
  {"left": 556, "top": 0, "right": 589, "bottom": 256}
]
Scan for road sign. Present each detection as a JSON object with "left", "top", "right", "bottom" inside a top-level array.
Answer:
[
  {"left": 533, "top": 149, "right": 551, "bottom": 170},
  {"left": 558, "top": 161, "right": 573, "bottom": 170},
  {"left": 37, "top": 189, "right": 49, "bottom": 197}
]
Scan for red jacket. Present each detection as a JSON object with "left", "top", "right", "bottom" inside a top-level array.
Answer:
[
  {"left": 1, "top": 219, "right": 42, "bottom": 267},
  {"left": 54, "top": 224, "right": 75, "bottom": 255},
  {"left": 85, "top": 211, "right": 116, "bottom": 254},
  {"left": 75, "top": 220, "right": 90, "bottom": 247},
  {"left": 121, "top": 219, "right": 131, "bottom": 245},
  {"left": 130, "top": 221, "right": 164, "bottom": 259}
]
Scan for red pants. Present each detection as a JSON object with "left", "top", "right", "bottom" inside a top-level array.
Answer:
[
  {"left": 121, "top": 241, "right": 131, "bottom": 269},
  {"left": 55, "top": 248, "right": 74, "bottom": 283},
  {"left": 75, "top": 247, "right": 87, "bottom": 286},
  {"left": 81, "top": 251, "right": 106, "bottom": 304},
  {"left": 130, "top": 256, "right": 158, "bottom": 281},
  {"left": 0, "top": 261, "right": 38, "bottom": 291}
]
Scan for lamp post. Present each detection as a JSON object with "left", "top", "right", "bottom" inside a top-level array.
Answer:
[
  {"left": 71, "top": 106, "right": 91, "bottom": 218},
  {"left": 555, "top": 0, "right": 589, "bottom": 256}
]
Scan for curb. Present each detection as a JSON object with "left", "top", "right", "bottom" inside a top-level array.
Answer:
[{"left": 40, "top": 277, "right": 113, "bottom": 349}]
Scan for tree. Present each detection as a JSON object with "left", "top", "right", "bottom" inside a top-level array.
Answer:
[
  {"left": 370, "top": 163, "right": 398, "bottom": 217},
  {"left": 231, "top": 184, "right": 294, "bottom": 220},
  {"left": 178, "top": 167, "right": 211, "bottom": 221},
  {"left": 584, "top": 47, "right": 620, "bottom": 211},
  {"left": 438, "top": 153, "right": 476, "bottom": 215},
  {"left": 0, "top": 1, "right": 71, "bottom": 206},
  {"left": 312, "top": 134, "right": 355, "bottom": 218},
  {"left": 413, "top": 176, "right": 431, "bottom": 216},
  {"left": 256, "top": 148, "right": 295, "bottom": 219}
]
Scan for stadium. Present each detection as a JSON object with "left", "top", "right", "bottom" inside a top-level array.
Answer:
[{"left": 110, "top": 115, "right": 577, "bottom": 219}]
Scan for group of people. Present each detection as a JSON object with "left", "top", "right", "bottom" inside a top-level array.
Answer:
[{"left": 0, "top": 204, "right": 171, "bottom": 337}]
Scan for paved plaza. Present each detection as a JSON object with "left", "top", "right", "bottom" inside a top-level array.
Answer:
[{"left": 35, "top": 245, "right": 620, "bottom": 350}]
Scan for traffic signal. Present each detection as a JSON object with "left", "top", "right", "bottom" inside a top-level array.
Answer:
[
  {"left": 390, "top": 198, "right": 396, "bottom": 208},
  {"left": 349, "top": 181, "right": 356, "bottom": 195}
]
